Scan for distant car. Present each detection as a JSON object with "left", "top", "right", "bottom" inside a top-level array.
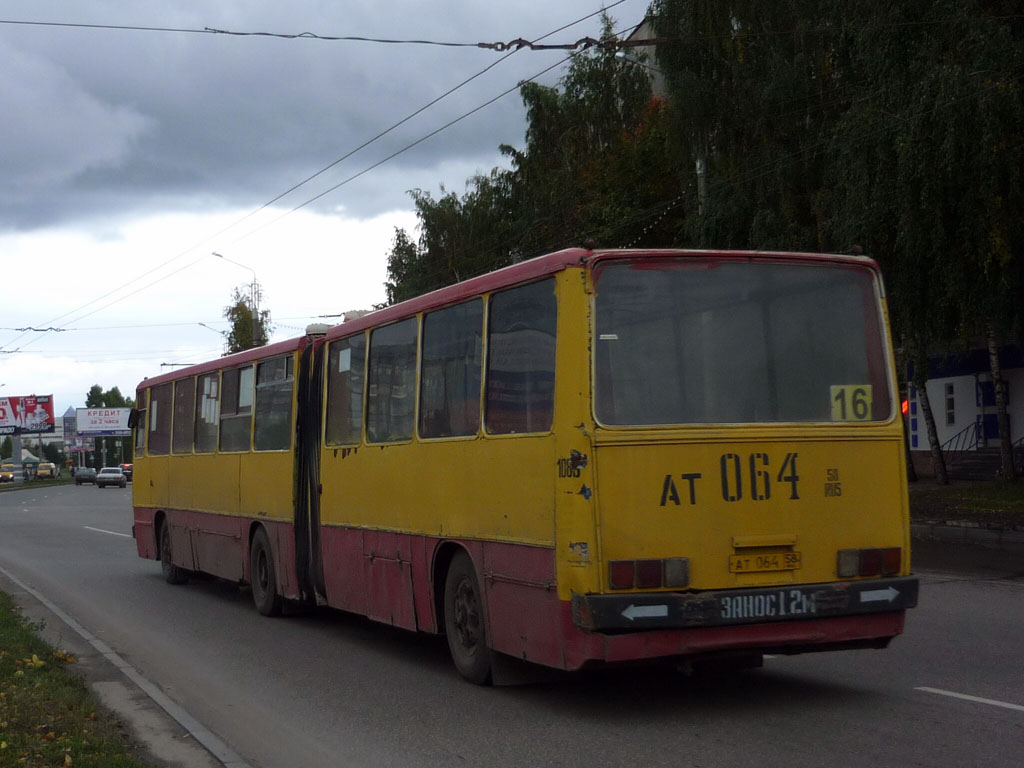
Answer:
[
  {"left": 96, "top": 467, "right": 127, "bottom": 489},
  {"left": 0, "top": 464, "right": 14, "bottom": 483},
  {"left": 37, "top": 462, "right": 59, "bottom": 479},
  {"left": 75, "top": 467, "right": 98, "bottom": 485},
  {"left": 118, "top": 463, "right": 133, "bottom": 481}
]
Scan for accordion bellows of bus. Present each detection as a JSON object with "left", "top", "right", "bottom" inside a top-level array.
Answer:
[{"left": 131, "top": 248, "right": 917, "bottom": 684}]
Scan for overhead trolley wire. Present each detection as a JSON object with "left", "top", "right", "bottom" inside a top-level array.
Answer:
[{"left": 0, "top": 1, "right": 629, "bottom": 354}]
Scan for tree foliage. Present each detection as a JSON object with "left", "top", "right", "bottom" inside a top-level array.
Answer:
[
  {"left": 381, "top": 1, "right": 1022, "bottom": 476},
  {"left": 384, "top": 15, "right": 684, "bottom": 299},
  {"left": 223, "top": 286, "right": 272, "bottom": 354}
]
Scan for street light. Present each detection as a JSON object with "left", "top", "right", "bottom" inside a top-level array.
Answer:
[{"left": 212, "top": 252, "right": 262, "bottom": 347}]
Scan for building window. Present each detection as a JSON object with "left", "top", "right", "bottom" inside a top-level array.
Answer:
[{"left": 944, "top": 383, "right": 955, "bottom": 426}]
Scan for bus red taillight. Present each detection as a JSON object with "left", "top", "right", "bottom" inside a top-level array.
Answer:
[
  {"left": 610, "top": 558, "right": 690, "bottom": 589},
  {"left": 882, "top": 547, "right": 902, "bottom": 575},
  {"left": 837, "top": 547, "right": 902, "bottom": 577},
  {"left": 636, "top": 560, "right": 662, "bottom": 589},
  {"left": 609, "top": 561, "right": 635, "bottom": 589}
]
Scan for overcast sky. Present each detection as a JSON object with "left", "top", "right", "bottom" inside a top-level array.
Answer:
[{"left": 0, "top": 0, "right": 649, "bottom": 415}]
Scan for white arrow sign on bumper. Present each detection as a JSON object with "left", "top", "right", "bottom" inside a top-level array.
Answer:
[
  {"left": 859, "top": 586, "right": 900, "bottom": 604},
  {"left": 622, "top": 604, "right": 669, "bottom": 621}
]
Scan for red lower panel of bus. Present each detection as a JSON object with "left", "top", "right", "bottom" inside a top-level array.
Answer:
[{"left": 135, "top": 507, "right": 906, "bottom": 672}]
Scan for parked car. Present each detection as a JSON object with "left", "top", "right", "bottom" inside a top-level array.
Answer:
[
  {"left": 75, "top": 467, "right": 98, "bottom": 485},
  {"left": 96, "top": 467, "right": 127, "bottom": 489},
  {"left": 0, "top": 464, "right": 14, "bottom": 483},
  {"left": 37, "top": 462, "right": 60, "bottom": 479},
  {"left": 118, "top": 462, "right": 133, "bottom": 481}
]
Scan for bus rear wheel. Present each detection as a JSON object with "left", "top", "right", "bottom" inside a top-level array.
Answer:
[
  {"left": 159, "top": 519, "right": 189, "bottom": 585},
  {"left": 444, "top": 551, "right": 491, "bottom": 685},
  {"left": 250, "top": 527, "right": 282, "bottom": 617}
]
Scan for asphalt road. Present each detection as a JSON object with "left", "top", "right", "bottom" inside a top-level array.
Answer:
[{"left": 1, "top": 484, "right": 1022, "bottom": 768}]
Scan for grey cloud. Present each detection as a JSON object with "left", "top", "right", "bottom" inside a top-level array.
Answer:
[{"left": 0, "top": 0, "right": 632, "bottom": 230}]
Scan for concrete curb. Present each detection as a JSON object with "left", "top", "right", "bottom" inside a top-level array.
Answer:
[
  {"left": 911, "top": 522, "right": 1024, "bottom": 553},
  {"left": 0, "top": 566, "right": 239, "bottom": 768}
]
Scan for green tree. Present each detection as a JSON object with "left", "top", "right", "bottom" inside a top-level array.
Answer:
[
  {"left": 223, "top": 286, "right": 272, "bottom": 354},
  {"left": 823, "top": 0, "right": 1023, "bottom": 480},
  {"left": 42, "top": 442, "right": 64, "bottom": 465},
  {"left": 652, "top": 0, "right": 849, "bottom": 250},
  {"left": 384, "top": 14, "right": 680, "bottom": 303},
  {"left": 0, "top": 435, "right": 11, "bottom": 460}
]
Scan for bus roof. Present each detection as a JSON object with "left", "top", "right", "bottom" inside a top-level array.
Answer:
[
  {"left": 323, "top": 247, "right": 879, "bottom": 343},
  {"left": 137, "top": 248, "right": 879, "bottom": 392}
]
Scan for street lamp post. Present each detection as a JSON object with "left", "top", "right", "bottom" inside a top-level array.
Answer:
[{"left": 212, "top": 252, "right": 261, "bottom": 347}]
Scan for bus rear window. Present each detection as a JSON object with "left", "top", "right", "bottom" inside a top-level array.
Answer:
[{"left": 594, "top": 259, "right": 892, "bottom": 425}]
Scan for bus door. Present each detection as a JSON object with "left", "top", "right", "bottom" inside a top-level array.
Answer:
[{"left": 295, "top": 339, "right": 327, "bottom": 603}]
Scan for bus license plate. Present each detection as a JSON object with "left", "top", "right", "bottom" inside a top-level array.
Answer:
[{"left": 729, "top": 552, "right": 802, "bottom": 573}]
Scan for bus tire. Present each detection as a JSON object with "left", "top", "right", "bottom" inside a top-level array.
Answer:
[
  {"left": 250, "top": 527, "right": 282, "bottom": 617},
  {"left": 443, "top": 551, "right": 491, "bottom": 685},
  {"left": 159, "top": 519, "right": 189, "bottom": 585}
]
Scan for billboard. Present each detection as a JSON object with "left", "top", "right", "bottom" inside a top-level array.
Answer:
[
  {"left": 76, "top": 408, "right": 133, "bottom": 437},
  {"left": 0, "top": 395, "right": 56, "bottom": 435}
]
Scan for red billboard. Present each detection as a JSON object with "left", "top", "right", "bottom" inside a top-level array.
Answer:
[{"left": 0, "top": 395, "right": 57, "bottom": 435}]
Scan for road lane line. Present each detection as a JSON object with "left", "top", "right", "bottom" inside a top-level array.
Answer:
[
  {"left": 84, "top": 526, "right": 132, "bottom": 538},
  {"left": 0, "top": 563, "right": 254, "bottom": 768},
  {"left": 915, "top": 686, "right": 1024, "bottom": 713}
]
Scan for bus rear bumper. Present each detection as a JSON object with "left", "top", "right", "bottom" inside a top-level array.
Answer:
[{"left": 571, "top": 577, "right": 918, "bottom": 632}]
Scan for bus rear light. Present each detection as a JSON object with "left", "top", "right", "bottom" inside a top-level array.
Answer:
[
  {"left": 837, "top": 547, "right": 903, "bottom": 578},
  {"left": 663, "top": 557, "right": 690, "bottom": 588},
  {"left": 609, "top": 561, "right": 635, "bottom": 589},
  {"left": 837, "top": 550, "right": 859, "bottom": 577},
  {"left": 860, "top": 548, "right": 884, "bottom": 576},
  {"left": 882, "top": 547, "right": 902, "bottom": 575},
  {"left": 636, "top": 560, "right": 663, "bottom": 589},
  {"left": 610, "top": 558, "right": 691, "bottom": 589}
]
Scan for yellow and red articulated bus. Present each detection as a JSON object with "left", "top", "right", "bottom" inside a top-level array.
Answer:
[{"left": 132, "top": 248, "right": 917, "bottom": 684}]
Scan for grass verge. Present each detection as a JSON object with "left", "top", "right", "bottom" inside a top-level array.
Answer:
[
  {"left": 0, "top": 590, "right": 147, "bottom": 768},
  {"left": 909, "top": 478, "right": 1024, "bottom": 528}
]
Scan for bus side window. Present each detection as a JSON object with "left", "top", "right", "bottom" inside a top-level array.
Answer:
[
  {"left": 194, "top": 373, "right": 219, "bottom": 453},
  {"left": 420, "top": 299, "right": 483, "bottom": 439},
  {"left": 254, "top": 356, "right": 294, "bottom": 451},
  {"left": 148, "top": 383, "right": 173, "bottom": 455},
  {"left": 135, "top": 390, "right": 147, "bottom": 456},
  {"left": 485, "top": 279, "right": 557, "bottom": 435},
  {"left": 326, "top": 335, "right": 366, "bottom": 445},
  {"left": 220, "top": 365, "right": 254, "bottom": 452},
  {"left": 367, "top": 319, "right": 417, "bottom": 443},
  {"left": 172, "top": 378, "right": 196, "bottom": 454}
]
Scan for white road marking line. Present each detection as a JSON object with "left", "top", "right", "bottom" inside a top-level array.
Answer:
[
  {"left": 916, "top": 686, "right": 1024, "bottom": 713},
  {"left": 84, "top": 526, "right": 132, "bottom": 538}
]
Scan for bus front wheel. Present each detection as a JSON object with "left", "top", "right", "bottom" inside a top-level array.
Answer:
[
  {"left": 250, "top": 527, "right": 282, "bottom": 617},
  {"left": 159, "top": 520, "right": 189, "bottom": 585},
  {"left": 444, "top": 551, "right": 492, "bottom": 685}
]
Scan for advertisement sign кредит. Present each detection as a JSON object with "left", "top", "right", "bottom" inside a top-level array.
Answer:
[
  {"left": 0, "top": 395, "right": 56, "bottom": 435},
  {"left": 76, "top": 408, "right": 133, "bottom": 437}
]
